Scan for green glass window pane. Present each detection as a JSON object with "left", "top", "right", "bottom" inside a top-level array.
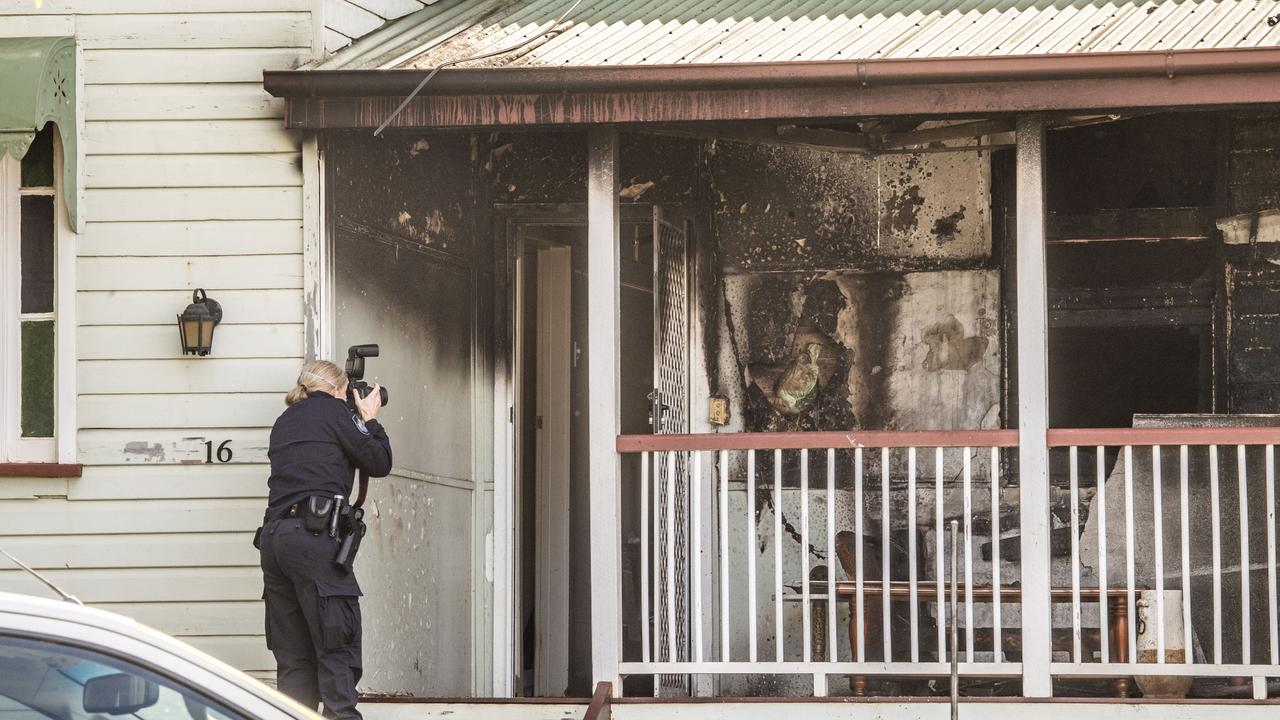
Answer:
[
  {"left": 21, "top": 125, "right": 55, "bottom": 188},
  {"left": 21, "top": 195, "right": 55, "bottom": 314},
  {"left": 21, "top": 320, "right": 55, "bottom": 438}
]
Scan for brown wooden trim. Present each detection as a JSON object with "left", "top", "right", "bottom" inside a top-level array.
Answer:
[
  {"left": 582, "top": 682, "right": 612, "bottom": 720},
  {"left": 609, "top": 696, "right": 1280, "bottom": 705},
  {"left": 361, "top": 696, "right": 589, "bottom": 704},
  {"left": 0, "top": 463, "right": 82, "bottom": 478},
  {"left": 280, "top": 72, "right": 1280, "bottom": 129},
  {"left": 619, "top": 426, "right": 1280, "bottom": 453},
  {"left": 1048, "top": 427, "right": 1280, "bottom": 447},
  {"left": 359, "top": 694, "right": 1280, "bottom": 705},
  {"left": 616, "top": 430, "right": 1020, "bottom": 453}
]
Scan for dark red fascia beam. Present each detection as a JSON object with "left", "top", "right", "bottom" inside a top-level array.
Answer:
[{"left": 264, "top": 47, "right": 1280, "bottom": 129}]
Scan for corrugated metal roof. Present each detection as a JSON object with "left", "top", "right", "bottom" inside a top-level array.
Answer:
[{"left": 318, "top": 0, "right": 1280, "bottom": 71}]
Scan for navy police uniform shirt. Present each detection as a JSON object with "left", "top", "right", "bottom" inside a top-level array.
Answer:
[{"left": 266, "top": 393, "right": 392, "bottom": 511}]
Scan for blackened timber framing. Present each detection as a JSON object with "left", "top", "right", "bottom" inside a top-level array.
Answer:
[
  {"left": 1047, "top": 208, "right": 1216, "bottom": 243},
  {"left": 1048, "top": 285, "right": 1214, "bottom": 329}
]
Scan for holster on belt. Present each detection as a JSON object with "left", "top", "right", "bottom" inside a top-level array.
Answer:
[
  {"left": 252, "top": 511, "right": 267, "bottom": 550},
  {"left": 303, "top": 496, "right": 335, "bottom": 534},
  {"left": 333, "top": 470, "right": 370, "bottom": 574},
  {"left": 334, "top": 505, "right": 366, "bottom": 574}
]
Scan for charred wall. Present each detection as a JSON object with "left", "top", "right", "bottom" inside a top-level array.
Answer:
[
  {"left": 708, "top": 139, "right": 999, "bottom": 437},
  {"left": 321, "top": 113, "right": 1280, "bottom": 697},
  {"left": 328, "top": 129, "right": 705, "bottom": 697},
  {"left": 712, "top": 111, "right": 1280, "bottom": 696},
  {"left": 1225, "top": 112, "right": 1280, "bottom": 412},
  {"left": 701, "top": 137, "right": 1002, "bottom": 697},
  {"left": 327, "top": 131, "right": 494, "bottom": 696}
]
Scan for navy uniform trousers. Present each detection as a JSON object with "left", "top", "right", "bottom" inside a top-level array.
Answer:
[{"left": 260, "top": 516, "right": 363, "bottom": 720}]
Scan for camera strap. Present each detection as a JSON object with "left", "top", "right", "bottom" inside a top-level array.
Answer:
[{"left": 353, "top": 469, "right": 369, "bottom": 508}]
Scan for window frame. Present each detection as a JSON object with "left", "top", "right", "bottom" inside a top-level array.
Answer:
[{"left": 0, "top": 131, "right": 75, "bottom": 466}]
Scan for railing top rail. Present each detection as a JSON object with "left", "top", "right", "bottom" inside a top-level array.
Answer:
[
  {"left": 615, "top": 429, "right": 1020, "bottom": 453},
  {"left": 615, "top": 426, "right": 1280, "bottom": 452},
  {"left": 1047, "top": 426, "right": 1280, "bottom": 447}
]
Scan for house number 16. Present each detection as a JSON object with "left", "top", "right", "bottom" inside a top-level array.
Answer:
[{"left": 203, "top": 440, "right": 233, "bottom": 463}]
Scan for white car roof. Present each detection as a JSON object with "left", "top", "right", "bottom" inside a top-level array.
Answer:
[
  {"left": 0, "top": 589, "right": 147, "bottom": 635},
  {"left": 0, "top": 590, "right": 317, "bottom": 720}
]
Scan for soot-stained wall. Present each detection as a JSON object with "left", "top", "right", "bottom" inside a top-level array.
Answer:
[
  {"left": 329, "top": 129, "right": 1002, "bottom": 697},
  {"left": 327, "top": 130, "right": 704, "bottom": 697},
  {"left": 328, "top": 131, "right": 493, "bottom": 696},
  {"left": 1225, "top": 113, "right": 1280, "bottom": 412},
  {"left": 703, "top": 139, "right": 1001, "bottom": 697},
  {"left": 708, "top": 140, "right": 998, "bottom": 435},
  {"left": 712, "top": 141, "right": 991, "bottom": 273}
]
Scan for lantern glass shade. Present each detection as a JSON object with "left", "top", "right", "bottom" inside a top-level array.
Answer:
[
  {"left": 178, "top": 315, "right": 214, "bottom": 355},
  {"left": 177, "top": 289, "right": 221, "bottom": 356}
]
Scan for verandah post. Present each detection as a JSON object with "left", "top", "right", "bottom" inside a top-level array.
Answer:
[
  {"left": 1015, "top": 114, "right": 1054, "bottom": 698},
  {"left": 587, "top": 126, "right": 624, "bottom": 696}
]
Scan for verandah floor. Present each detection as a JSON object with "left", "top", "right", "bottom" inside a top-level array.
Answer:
[{"left": 362, "top": 696, "right": 1280, "bottom": 720}]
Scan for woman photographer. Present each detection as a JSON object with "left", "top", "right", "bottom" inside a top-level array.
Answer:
[{"left": 258, "top": 360, "right": 391, "bottom": 720}]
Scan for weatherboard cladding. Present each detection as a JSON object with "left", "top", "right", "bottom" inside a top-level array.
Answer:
[
  {"left": 1, "top": 0, "right": 312, "bottom": 681},
  {"left": 320, "top": 0, "right": 1280, "bottom": 71}
]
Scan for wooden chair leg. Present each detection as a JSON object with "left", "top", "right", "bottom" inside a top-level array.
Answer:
[
  {"left": 852, "top": 674, "right": 867, "bottom": 697},
  {"left": 848, "top": 596, "right": 871, "bottom": 696},
  {"left": 1112, "top": 596, "right": 1130, "bottom": 698},
  {"left": 849, "top": 594, "right": 870, "bottom": 696},
  {"left": 833, "top": 532, "right": 869, "bottom": 696},
  {"left": 813, "top": 600, "right": 827, "bottom": 662}
]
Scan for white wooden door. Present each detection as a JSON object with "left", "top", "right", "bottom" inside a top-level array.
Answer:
[{"left": 534, "top": 245, "right": 572, "bottom": 695}]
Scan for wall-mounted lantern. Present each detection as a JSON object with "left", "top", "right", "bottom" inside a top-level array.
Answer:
[{"left": 177, "top": 289, "right": 222, "bottom": 356}]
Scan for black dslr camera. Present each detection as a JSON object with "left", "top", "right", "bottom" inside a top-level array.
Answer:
[{"left": 345, "top": 344, "right": 389, "bottom": 409}]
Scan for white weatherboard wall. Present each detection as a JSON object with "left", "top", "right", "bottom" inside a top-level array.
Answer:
[{"left": 0, "top": 2, "right": 313, "bottom": 680}]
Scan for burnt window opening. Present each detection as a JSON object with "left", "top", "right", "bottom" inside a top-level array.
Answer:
[
  {"left": 1044, "top": 113, "right": 1219, "bottom": 431},
  {"left": 1049, "top": 326, "right": 1207, "bottom": 430},
  {"left": 1046, "top": 112, "right": 1219, "bottom": 213},
  {"left": 998, "top": 113, "right": 1223, "bottom": 435}
]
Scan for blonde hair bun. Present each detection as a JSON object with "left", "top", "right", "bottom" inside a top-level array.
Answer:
[{"left": 286, "top": 360, "right": 345, "bottom": 406}]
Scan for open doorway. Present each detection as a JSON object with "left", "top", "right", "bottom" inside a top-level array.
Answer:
[
  {"left": 515, "top": 226, "right": 573, "bottom": 697},
  {"left": 510, "top": 216, "right": 656, "bottom": 697}
]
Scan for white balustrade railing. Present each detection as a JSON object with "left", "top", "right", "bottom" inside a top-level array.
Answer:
[
  {"left": 614, "top": 427, "right": 1280, "bottom": 699},
  {"left": 1048, "top": 428, "right": 1280, "bottom": 700},
  {"left": 617, "top": 430, "right": 1021, "bottom": 696}
]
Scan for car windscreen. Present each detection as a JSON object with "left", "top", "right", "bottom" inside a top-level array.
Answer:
[{"left": 0, "top": 634, "right": 247, "bottom": 720}]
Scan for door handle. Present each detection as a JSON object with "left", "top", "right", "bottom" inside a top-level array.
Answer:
[{"left": 647, "top": 389, "right": 670, "bottom": 430}]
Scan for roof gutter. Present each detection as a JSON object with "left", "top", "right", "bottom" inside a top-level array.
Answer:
[
  {"left": 264, "top": 46, "right": 1280, "bottom": 128},
  {"left": 266, "top": 47, "right": 1280, "bottom": 97}
]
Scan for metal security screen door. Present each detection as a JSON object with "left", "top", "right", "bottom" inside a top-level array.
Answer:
[{"left": 651, "top": 206, "right": 692, "bottom": 696}]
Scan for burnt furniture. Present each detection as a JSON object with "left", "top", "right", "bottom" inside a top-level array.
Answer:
[{"left": 799, "top": 580, "right": 1138, "bottom": 697}]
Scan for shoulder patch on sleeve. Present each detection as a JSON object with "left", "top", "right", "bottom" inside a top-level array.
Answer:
[{"left": 351, "top": 413, "right": 370, "bottom": 435}]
